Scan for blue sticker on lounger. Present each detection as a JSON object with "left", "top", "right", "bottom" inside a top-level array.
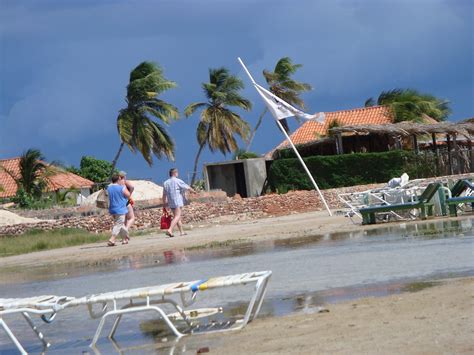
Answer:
[{"left": 191, "top": 280, "right": 208, "bottom": 292}]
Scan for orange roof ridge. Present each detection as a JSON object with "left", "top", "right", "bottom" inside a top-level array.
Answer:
[
  {"left": 270, "top": 105, "right": 394, "bottom": 154},
  {"left": 0, "top": 157, "right": 21, "bottom": 162},
  {"left": 321, "top": 105, "right": 387, "bottom": 115}
]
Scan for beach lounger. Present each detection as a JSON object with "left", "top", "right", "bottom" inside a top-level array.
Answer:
[
  {"left": 446, "top": 179, "right": 474, "bottom": 217},
  {"left": 63, "top": 270, "right": 272, "bottom": 348},
  {"left": 338, "top": 179, "right": 426, "bottom": 221},
  {"left": 359, "top": 183, "right": 442, "bottom": 225},
  {"left": 0, "top": 295, "right": 72, "bottom": 354},
  {"left": 1, "top": 271, "right": 272, "bottom": 352}
]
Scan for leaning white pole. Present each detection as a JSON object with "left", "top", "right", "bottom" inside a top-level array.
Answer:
[
  {"left": 275, "top": 119, "right": 332, "bottom": 216},
  {"left": 237, "top": 57, "right": 332, "bottom": 216}
]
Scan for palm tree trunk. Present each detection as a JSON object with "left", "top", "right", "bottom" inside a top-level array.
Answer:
[
  {"left": 190, "top": 143, "right": 205, "bottom": 186},
  {"left": 246, "top": 108, "right": 268, "bottom": 151},
  {"left": 110, "top": 142, "right": 125, "bottom": 179}
]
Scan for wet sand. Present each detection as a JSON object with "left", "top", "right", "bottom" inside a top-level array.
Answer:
[
  {"left": 0, "top": 211, "right": 472, "bottom": 272},
  {"left": 209, "top": 277, "right": 474, "bottom": 354}
]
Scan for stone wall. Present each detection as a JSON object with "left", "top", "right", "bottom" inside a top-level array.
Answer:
[
  {"left": 1, "top": 173, "right": 471, "bottom": 236},
  {"left": 0, "top": 185, "right": 378, "bottom": 236}
]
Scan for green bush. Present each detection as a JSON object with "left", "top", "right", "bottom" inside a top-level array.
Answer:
[
  {"left": 11, "top": 188, "right": 35, "bottom": 208},
  {"left": 268, "top": 150, "right": 436, "bottom": 193},
  {"left": 66, "top": 156, "right": 116, "bottom": 183},
  {"left": 233, "top": 149, "right": 260, "bottom": 160},
  {"left": 11, "top": 188, "right": 56, "bottom": 209}
]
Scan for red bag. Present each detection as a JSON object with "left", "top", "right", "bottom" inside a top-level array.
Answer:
[{"left": 160, "top": 208, "right": 171, "bottom": 230}]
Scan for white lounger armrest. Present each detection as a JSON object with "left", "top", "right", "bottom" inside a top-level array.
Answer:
[{"left": 0, "top": 295, "right": 73, "bottom": 312}]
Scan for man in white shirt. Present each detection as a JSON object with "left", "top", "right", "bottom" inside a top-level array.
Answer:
[{"left": 162, "top": 168, "right": 196, "bottom": 237}]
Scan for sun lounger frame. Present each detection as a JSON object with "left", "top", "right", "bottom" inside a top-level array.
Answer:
[
  {"left": 77, "top": 270, "right": 272, "bottom": 348},
  {"left": 359, "top": 183, "right": 442, "bottom": 225},
  {"left": 0, "top": 296, "right": 71, "bottom": 354},
  {"left": 1, "top": 271, "right": 271, "bottom": 353},
  {"left": 446, "top": 179, "right": 474, "bottom": 216},
  {"left": 339, "top": 181, "right": 427, "bottom": 221}
]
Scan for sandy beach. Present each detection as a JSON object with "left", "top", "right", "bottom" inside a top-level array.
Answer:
[{"left": 207, "top": 277, "right": 474, "bottom": 354}]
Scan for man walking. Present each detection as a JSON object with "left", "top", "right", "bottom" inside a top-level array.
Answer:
[
  {"left": 107, "top": 174, "right": 131, "bottom": 246},
  {"left": 162, "top": 168, "right": 196, "bottom": 237}
]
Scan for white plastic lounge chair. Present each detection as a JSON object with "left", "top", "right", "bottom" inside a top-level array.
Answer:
[
  {"left": 0, "top": 295, "right": 72, "bottom": 354},
  {"left": 338, "top": 179, "right": 427, "bottom": 221},
  {"left": 62, "top": 270, "right": 272, "bottom": 348},
  {"left": 1, "top": 271, "right": 272, "bottom": 352}
]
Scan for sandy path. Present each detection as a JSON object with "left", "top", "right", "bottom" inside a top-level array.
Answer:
[
  {"left": 207, "top": 277, "right": 474, "bottom": 354},
  {"left": 0, "top": 209, "right": 47, "bottom": 226},
  {"left": 0, "top": 211, "right": 472, "bottom": 271}
]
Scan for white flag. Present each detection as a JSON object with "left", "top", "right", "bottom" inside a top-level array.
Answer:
[{"left": 254, "top": 83, "right": 325, "bottom": 123}]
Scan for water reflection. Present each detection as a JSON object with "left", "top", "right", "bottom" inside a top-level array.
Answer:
[
  {"left": 1, "top": 218, "right": 472, "bottom": 284},
  {"left": 163, "top": 249, "right": 189, "bottom": 264}
]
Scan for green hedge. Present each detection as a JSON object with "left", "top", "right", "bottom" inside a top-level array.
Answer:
[{"left": 268, "top": 150, "right": 436, "bottom": 193}]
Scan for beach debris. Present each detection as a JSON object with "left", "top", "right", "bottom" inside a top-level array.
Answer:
[{"left": 314, "top": 306, "right": 330, "bottom": 313}]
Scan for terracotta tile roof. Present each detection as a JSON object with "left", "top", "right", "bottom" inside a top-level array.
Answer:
[
  {"left": 275, "top": 105, "right": 393, "bottom": 150},
  {"left": 0, "top": 157, "right": 94, "bottom": 198},
  {"left": 0, "top": 158, "right": 20, "bottom": 199}
]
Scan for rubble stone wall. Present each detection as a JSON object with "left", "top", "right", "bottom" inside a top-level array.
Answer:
[
  {"left": 0, "top": 185, "right": 380, "bottom": 236},
  {"left": 1, "top": 173, "right": 471, "bottom": 236}
]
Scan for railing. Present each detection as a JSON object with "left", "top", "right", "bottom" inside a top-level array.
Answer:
[{"left": 418, "top": 147, "right": 473, "bottom": 176}]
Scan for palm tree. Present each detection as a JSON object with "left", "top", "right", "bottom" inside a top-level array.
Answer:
[
  {"left": 111, "top": 61, "right": 179, "bottom": 174},
  {"left": 185, "top": 67, "right": 252, "bottom": 185},
  {"left": 365, "top": 89, "right": 451, "bottom": 122},
  {"left": 2, "top": 149, "right": 49, "bottom": 198},
  {"left": 246, "top": 57, "right": 312, "bottom": 150}
]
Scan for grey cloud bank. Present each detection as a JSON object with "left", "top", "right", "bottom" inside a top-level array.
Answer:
[{"left": 0, "top": 0, "right": 472, "bottom": 181}]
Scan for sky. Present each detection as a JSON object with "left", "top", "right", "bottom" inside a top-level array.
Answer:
[{"left": 0, "top": 0, "right": 472, "bottom": 184}]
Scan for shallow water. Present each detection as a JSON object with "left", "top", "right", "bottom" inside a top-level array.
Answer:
[{"left": 1, "top": 218, "right": 473, "bottom": 354}]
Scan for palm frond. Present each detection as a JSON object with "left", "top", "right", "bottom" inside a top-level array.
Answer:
[
  {"left": 129, "top": 61, "right": 163, "bottom": 82},
  {"left": 115, "top": 61, "right": 179, "bottom": 166},
  {"left": 263, "top": 57, "right": 311, "bottom": 115},
  {"left": 374, "top": 88, "right": 451, "bottom": 122},
  {"left": 365, "top": 97, "right": 375, "bottom": 107},
  {"left": 117, "top": 109, "right": 135, "bottom": 148},
  {"left": 196, "top": 121, "right": 209, "bottom": 146},
  {"left": 184, "top": 102, "right": 208, "bottom": 117}
]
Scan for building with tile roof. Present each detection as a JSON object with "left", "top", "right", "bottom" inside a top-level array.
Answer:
[
  {"left": 273, "top": 105, "right": 393, "bottom": 150},
  {"left": 0, "top": 157, "right": 94, "bottom": 199},
  {"left": 267, "top": 106, "right": 449, "bottom": 157}
]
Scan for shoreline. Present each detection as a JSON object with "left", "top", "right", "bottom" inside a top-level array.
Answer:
[
  {"left": 0, "top": 211, "right": 472, "bottom": 280},
  {"left": 207, "top": 277, "right": 474, "bottom": 354}
]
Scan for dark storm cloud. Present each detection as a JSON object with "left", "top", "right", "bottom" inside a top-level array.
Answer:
[{"left": 0, "top": 0, "right": 472, "bottom": 179}]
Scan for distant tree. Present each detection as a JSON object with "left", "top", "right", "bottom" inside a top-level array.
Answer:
[
  {"left": 6, "top": 149, "right": 49, "bottom": 198},
  {"left": 247, "top": 57, "right": 312, "bottom": 149},
  {"left": 54, "top": 187, "right": 79, "bottom": 206},
  {"left": 68, "top": 156, "right": 115, "bottom": 183},
  {"left": 233, "top": 148, "right": 260, "bottom": 160},
  {"left": 111, "top": 61, "right": 179, "bottom": 174},
  {"left": 365, "top": 89, "right": 451, "bottom": 122},
  {"left": 1, "top": 149, "right": 57, "bottom": 207},
  {"left": 185, "top": 67, "right": 252, "bottom": 185}
]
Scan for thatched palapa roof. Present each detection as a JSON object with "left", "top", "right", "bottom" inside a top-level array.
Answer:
[{"left": 330, "top": 121, "right": 474, "bottom": 140}]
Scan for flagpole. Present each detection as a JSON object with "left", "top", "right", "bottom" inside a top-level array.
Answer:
[
  {"left": 237, "top": 57, "right": 332, "bottom": 217},
  {"left": 238, "top": 57, "right": 257, "bottom": 84}
]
